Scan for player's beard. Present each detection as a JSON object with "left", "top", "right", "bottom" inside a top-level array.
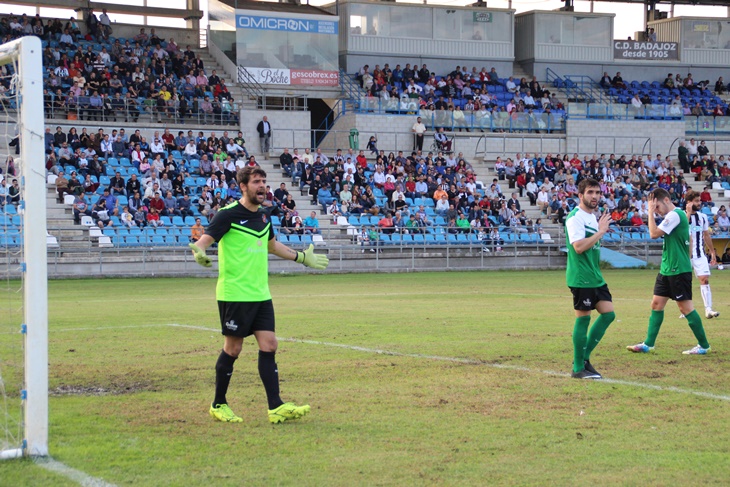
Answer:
[
  {"left": 582, "top": 195, "right": 598, "bottom": 210},
  {"left": 691, "top": 203, "right": 700, "bottom": 212},
  {"left": 244, "top": 186, "right": 265, "bottom": 206}
]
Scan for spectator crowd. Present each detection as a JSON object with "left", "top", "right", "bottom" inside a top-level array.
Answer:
[{"left": 0, "top": 12, "right": 239, "bottom": 125}]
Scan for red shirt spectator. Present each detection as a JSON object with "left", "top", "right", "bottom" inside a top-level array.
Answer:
[
  {"left": 700, "top": 188, "right": 712, "bottom": 204},
  {"left": 356, "top": 151, "right": 368, "bottom": 169},
  {"left": 147, "top": 208, "right": 160, "bottom": 223},
  {"left": 149, "top": 195, "right": 165, "bottom": 213}
]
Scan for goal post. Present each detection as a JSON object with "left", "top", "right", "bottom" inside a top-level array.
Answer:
[{"left": 0, "top": 35, "right": 48, "bottom": 459}]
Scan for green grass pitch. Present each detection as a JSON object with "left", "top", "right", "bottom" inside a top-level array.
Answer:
[{"left": 1, "top": 269, "right": 729, "bottom": 486}]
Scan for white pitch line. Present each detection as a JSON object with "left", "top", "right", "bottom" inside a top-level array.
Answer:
[
  {"left": 35, "top": 290, "right": 652, "bottom": 304},
  {"left": 35, "top": 457, "right": 116, "bottom": 487},
  {"left": 164, "top": 324, "right": 730, "bottom": 403}
]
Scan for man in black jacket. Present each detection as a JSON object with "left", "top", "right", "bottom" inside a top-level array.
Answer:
[{"left": 256, "top": 116, "right": 272, "bottom": 159}]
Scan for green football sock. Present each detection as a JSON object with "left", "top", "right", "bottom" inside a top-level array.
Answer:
[
  {"left": 644, "top": 310, "right": 664, "bottom": 348},
  {"left": 572, "top": 315, "right": 591, "bottom": 373},
  {"left": 584, "top": 311, "right": 615, "bottom": 360},
  {"left": 685, "top": 310, "right": 710, "bottom": 349}
]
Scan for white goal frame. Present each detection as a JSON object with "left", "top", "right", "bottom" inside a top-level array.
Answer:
[{"left": 0, "top": 35, "right": 48, "bottom": 459}]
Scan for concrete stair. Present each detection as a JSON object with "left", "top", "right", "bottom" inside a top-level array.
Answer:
[
  {"left": 194, "top": 49, "right": 256, "bottom": 112},
  {"left": 45, "top": 185, "right": 96, "bottom": 250}
]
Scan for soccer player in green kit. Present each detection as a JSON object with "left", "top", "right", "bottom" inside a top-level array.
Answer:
[
  {"left": 565, "top": 179, "right": 615, "bottom": 379},
  {"left": 189, "top": 166, "right": 329, "bottom": 423},
  {"left": 627, "top": 188, "right": 711, "bottom": 355}
]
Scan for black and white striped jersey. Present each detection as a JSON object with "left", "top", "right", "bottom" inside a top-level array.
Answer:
[{"left": 688, "top": 212, "right": 709, "bottom": 260}]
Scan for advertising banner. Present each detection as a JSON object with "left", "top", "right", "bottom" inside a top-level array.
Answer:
[
  {"left": 290, "top": 69, "right": 339, "bottom": 86},
  {"left": 244, "top": 67, "right": 291, "bottom": 85},
  {"left": 613, "top": 40, "right": 679, "bottom": 60},
  {"left": 236, "top": 14, "right": 338, "bottom": 34}
]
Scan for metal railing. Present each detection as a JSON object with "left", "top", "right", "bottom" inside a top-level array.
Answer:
[
  {"left": 685, "top": 116, "right": 730, "bottom": 136},
  {"left": 566, "top": 102, "right": 685, "bottom": 121},
  {"left": 563, "top": 74, "right": 608, "bottom": 104},
  {"left": 40, "top": 99, "right": 241, "bottom": 127},
  {"left": 236, "top": 65, "right": 265, "bottom": 104},
  {"left": 418, "top": 108, "right": 566, "bottom": 134},
  {"left": 546, "top": 68, "right": 596, "bottom": 103},
  {"left": 268, "top": 128, "right": 460, "bottom": 155},
  {"left": 339, "top": 68, "right": 366, "bottom": 101}
]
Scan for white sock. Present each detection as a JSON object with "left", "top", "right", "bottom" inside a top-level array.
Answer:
[{"left": 700, "top": 284, "right": 712, "bottom": 310}]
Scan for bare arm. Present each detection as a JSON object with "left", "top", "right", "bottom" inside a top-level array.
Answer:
[
  {"left": 703, "top": 229, "right": 717, "bottom": 265},
  {"left": 268, "top": 238, "right": 300, "bottom": 261}
]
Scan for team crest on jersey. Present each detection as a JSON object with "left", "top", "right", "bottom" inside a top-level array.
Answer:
[{"left": 261, "top": 214, "right": 268, "bottom": 223}]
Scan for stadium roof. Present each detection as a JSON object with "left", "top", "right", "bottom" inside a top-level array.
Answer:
[
  {"left": 584, "top": 0, "right": 730, "bottom": 5},
  {"left": 215, "top": 0, "right": 334, "bottom": 16}
]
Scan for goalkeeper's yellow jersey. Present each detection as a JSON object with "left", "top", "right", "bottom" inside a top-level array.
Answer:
[{"left": 205, "top": 201, "right": 274, "bottom": 302}]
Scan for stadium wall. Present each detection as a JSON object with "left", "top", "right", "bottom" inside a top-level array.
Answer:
[
  {"left": 240, "top": 110, "right": 312, "bottom": 153},
  {"left": 565, "top": 119, "right": 685, "bottom": 158}
]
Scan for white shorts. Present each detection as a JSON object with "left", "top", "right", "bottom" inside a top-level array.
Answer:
[{"left": 691, "top": 256, "right": 711, "bottom": 277}]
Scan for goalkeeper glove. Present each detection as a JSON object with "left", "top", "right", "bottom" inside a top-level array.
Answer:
[
  {"left": 295, "top": 244, "right": 329, "bottom": 270},
  {"left": 188, "top": 242, "right": 212, "bottom": 267}
]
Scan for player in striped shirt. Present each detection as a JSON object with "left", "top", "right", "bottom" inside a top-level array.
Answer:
[{"left": 684, "top": 190, "right": 720, "bottom": 319}]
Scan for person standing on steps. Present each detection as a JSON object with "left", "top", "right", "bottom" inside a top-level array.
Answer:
[{"left": 257, "top": 116, "right": 272, "bottom": 159}]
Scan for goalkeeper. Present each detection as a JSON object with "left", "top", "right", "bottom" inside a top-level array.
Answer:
[{"left": 189, "top": 166, "right": 328, "bottom": 424}]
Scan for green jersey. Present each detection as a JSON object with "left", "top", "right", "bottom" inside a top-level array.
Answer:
[
  {"left": 205, "top": 201, "right": 274, "bottom": 302},
  {"left": 657, "top": 208, "right": 692, "bottom": 276},
  {"left": 565, "top": 207, "right": 605, "bottom": 288}
]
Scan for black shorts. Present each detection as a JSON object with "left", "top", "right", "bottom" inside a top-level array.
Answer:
[
  {"left": 653, "top": 272, "right": 693, "bottom": 301},
  {"left": 570, "top": 285, "right": 613, "bottom": 311},
  {"left": 218, "top": 300, "right": 275, "bottom": 337}
]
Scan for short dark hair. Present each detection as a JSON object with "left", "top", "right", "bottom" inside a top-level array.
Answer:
[
  {"left": 577, "top": 178, "right": 600, "bottom": 195},
  {"left": 236, "top": 166, "right": 266, "bottom": 186},
  {"left": 652, "top": 188, "right": 671, "bottom": 201}
]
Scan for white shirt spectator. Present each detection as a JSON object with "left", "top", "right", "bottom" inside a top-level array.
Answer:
[
  {"left": 407, "top": 82, "right": 423, "bottom": 94},
  {"left": 687, "top": 139, "right": 698, "bottom": 156},
  {"left": 184, "top": 141, "right": 197, "bottom": 157},
  {"left": 226, "top": 141, "right": 244, "bottom": 154},
  {"left": 59, "top": 32, "right": 74, "bottom": 45},
  {"left": 505, "top": 78, "right": 517, "bottom": 93},
  {"left": 631, "top": 95, "right": 643, "bottom": 109},
  {"left": 343, "top": 160, "right": 356, "bottom": 175},
  {"left": 373, "top": 170, "right": 386, "bottom": 186},
  {"left": 149, "top": 139, "right": 165, "bottom": 154},
  {"left": 100, "top": 138, "right": 113, "bottom": 154}
]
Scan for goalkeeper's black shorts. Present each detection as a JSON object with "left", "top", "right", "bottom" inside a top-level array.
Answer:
[{"left": 218, "top": 299, "right": 275, "bottom": 337}]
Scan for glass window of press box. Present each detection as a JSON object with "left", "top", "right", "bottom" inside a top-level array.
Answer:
[
  {"left": 348, "top": 3, "right": 432, "bottom": 38},
  {"left": 237, "top": 26, "right": 338, "bottom": 71},
  {"left": 682, "top": 20, "right": 730, "bottom": 49},
  {"left": 432, "top": 9, "right": 510, "bottom": 42},
  {"left": 349, "top": 4, "right": 510, "bottom": 42},
  {"left": 208, "top": 0, "right": 236, "bottom": 62},
  {"left": 535, "top": 14, "right": 609, "bottom": 46}
]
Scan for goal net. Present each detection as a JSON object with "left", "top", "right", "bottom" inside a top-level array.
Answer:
[{"left": 0, "top": 35, "right": 48, "bottom": 459}]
